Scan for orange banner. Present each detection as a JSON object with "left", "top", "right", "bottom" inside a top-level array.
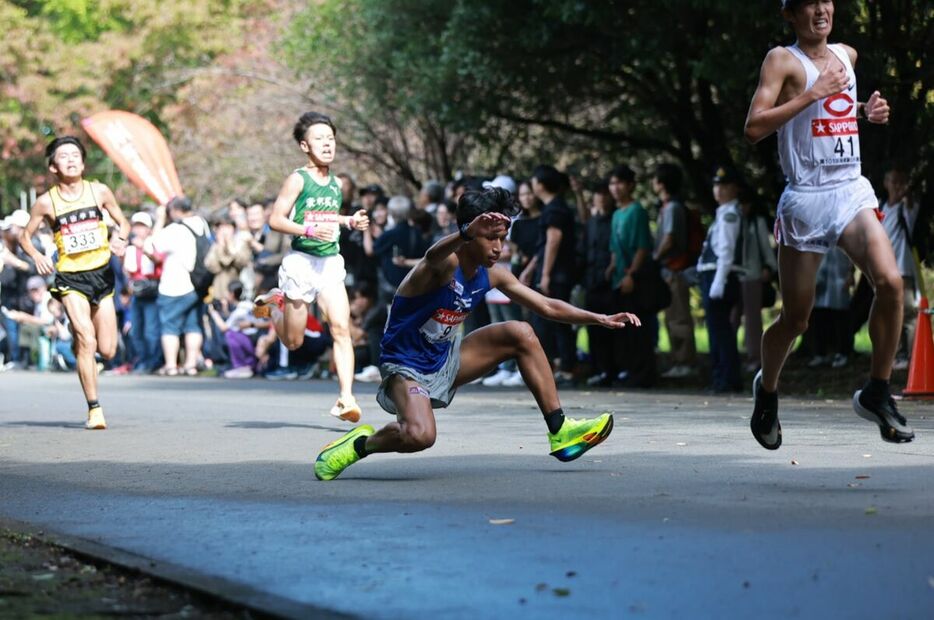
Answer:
[{"left": 81, "top": 111, "right": 183, "bottom": 204}]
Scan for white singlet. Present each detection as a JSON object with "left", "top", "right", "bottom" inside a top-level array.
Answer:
[
  {"left": 778, "top": 44, "right": 862, "bottom": 189},
  {"left": 774, "top": 43, "right": 877, "bottom": 254}
]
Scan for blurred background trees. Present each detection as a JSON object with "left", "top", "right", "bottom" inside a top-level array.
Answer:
[{"left": 1, "top": 0, "right": 931, "bottom": 218}]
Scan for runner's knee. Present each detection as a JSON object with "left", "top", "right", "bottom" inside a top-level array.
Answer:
[
  {"left": 873, "top": 270, "right": 902, "bottom": 303},
  {"left": 98, "top": 342, "right": 117, "bottom": 360},
  {"left": 780, "top": 310, "right": 809, "bottom": 336},
  {"left": 508, "top": 321, "right": 537, "bottom": 348},
  {"left": 400, "top": 420, "right": 436, "bottom": 452},
  {"left": 73, "top": 327, "right": 96, "bottom": 353},
  {"left": 328, "top": 319, "right": 350, "bottom": 340}
]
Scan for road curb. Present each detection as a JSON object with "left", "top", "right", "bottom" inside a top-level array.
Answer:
[{"left": 0, "top": 516, "right": 355, "bottom": 620}]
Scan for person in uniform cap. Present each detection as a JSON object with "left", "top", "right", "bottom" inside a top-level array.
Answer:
[{"left": 697, "top": 165, "right": 746, "bottom": 393}]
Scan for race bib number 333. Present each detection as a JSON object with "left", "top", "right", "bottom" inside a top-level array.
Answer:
[{"left": 62, "top": 220, "right": 103, "bottom": 255}]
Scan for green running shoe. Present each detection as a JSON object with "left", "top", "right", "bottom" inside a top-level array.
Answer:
[
  {"left": 548, "top": 413, "right": 614, "bottom": 462},
  {"left": 314, "top": 424, "right": 375, "bottom": 481}
]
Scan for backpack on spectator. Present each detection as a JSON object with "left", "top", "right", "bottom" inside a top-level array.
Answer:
[
  {"left": 181, "top": 221, "right": 213, "bottom": 300},
  {"left": 665, "top": 205, "right": 705, "bottom": 272}
]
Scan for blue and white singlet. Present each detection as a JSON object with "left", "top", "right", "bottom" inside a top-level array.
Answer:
[{"left": 379, "top": 265, "right": 491, "bottom": 374}]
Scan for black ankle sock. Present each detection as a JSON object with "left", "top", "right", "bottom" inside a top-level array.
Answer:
[
  {"left": 544, "top": 409, "right": 565, "bottom": 435},
  {"left": 353, "top": 435, "right": 369, "bottom": 459},
  {"left": 864, "top": 377, "right": 890, "bottom": 400},
  {"left": 87, "top": 400, "right": 100, "bottom": 410}
]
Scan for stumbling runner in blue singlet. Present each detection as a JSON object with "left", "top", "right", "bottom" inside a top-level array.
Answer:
[{"left": 380, "top": 265, "right": 490, "bottom": 375}]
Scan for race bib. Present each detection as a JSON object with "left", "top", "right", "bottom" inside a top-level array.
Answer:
[
  {"left": 304, "top": 210, "right": 339, "bottom": 240},
  {"left": 419, "top": 308, "right": 468, "bottom": 345},
  {"left": 61, "top": 219, "right": 104, "bottom": 255},
  {"left": 812, "top": 91, "right": 861, "bottom": 167}
]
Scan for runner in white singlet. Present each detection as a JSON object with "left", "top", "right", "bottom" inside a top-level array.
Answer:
[{"left": 743, "top": 0, "right": 913, "bottom": 449}]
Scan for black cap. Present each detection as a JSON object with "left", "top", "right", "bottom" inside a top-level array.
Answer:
[
  {"left": 359, "top": 184, "right": 384, "bottom": 197},
  {"left": 712, "top": 165, "right": 741, "bottom": 185}
]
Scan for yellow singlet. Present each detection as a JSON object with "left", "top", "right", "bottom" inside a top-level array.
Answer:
[{"left": 50, "top": 181, "right": 111, "bottom": 273}]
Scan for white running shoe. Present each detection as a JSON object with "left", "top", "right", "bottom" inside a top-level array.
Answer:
[
  {"left": 86, "top": 406, "right": 107, "bottom": 430},
  {"left": 354, "top": 365, "right": 382, "bottom": 383},
  {"left": 482, "top": 368, "right": 513, "bottom": 387},
  {"left": 661, "top": 365, "right": 692, "bottom": 379},
  {"left": 224, "top": 366, "right": 254, "bottom": 379},
  {"left": 330, "top": 396, "right": 362, "bottom": 423}
]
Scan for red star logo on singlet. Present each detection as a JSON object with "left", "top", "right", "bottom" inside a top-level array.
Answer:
[{"left": 814, "top": 121, "right": 828, "bottom": 134}]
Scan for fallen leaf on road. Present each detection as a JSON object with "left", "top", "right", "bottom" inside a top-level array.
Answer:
[
  {"left": 566, "top": 571, "right": 577, "bottom": 578},
  {"left": 791, "top": 460, "right": 799, "bottom": 465},
  {"left": 676, "top": 442, "right": 687, "bottom": 447},
  {"left": 855, "top": 475, "right": 870, "bottom": 480},
  {"left": 489, "top": 518, "right": 515, "bottom": 526},
  {"left": 552, "top": 587, "right": 571, "bottom": 597},
  {"left": 847, "top": 483, "right": 861, "bottom": 488},
  {"left": 863, "top": 454, "right": 872, "bottom": 458},
  {"left": 865, "top": 506, "right": 878, "bottom": 515},
  {"left": 535, "top": 583, "right": 548, "bottom": 592}
]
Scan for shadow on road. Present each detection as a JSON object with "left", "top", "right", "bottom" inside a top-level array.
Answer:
[
  {"left": 2, "top": 421, "right": 84, "bottom": 429},
  {"left": 226, "top": 421, "right": 346, "bottom": 432}
]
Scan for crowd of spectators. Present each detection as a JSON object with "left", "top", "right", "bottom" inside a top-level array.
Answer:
[{"left": 0, "top": 163, "right": 923, "bottom": 392}]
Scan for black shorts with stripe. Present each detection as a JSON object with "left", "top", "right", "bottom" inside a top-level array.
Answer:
[{"left": 51, "top": 263, "right": 116, "bottom": 306}]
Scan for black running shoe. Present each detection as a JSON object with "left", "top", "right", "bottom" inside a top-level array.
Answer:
[
  {"left": 750, "top": 370, "right": 781, "bottom": 450},
  {"left": 853, "top": 390, "right": 914, "bottom": 443}
]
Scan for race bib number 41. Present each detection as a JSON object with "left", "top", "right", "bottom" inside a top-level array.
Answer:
[
  {"left": 812, "top": 92, "right": 861, "bottom": 167},
  {"left": 420, "top": 308, "right": 468, "bottom": 345},
  {"left": 62, "top": 220, "right": 104, "bottom": 255}
]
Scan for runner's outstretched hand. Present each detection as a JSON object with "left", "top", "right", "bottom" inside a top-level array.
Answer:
[{"left": 598, "top": 312, "right": 641, "bottom": 329}]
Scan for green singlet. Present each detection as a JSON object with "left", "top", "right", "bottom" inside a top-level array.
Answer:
[{"left": 290, "top": 168, "right": 343, "bottom": 257}]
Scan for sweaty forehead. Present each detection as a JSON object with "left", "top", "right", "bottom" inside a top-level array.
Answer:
[
  {"left": 307, "top": 123, "right": 334, "bottom": 138},
  {"left": 54, "top": 144, "right": 82, "bottom": 158}
]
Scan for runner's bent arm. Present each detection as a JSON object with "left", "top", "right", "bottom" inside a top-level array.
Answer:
[
  {"left": 490, "top": 266, "right": 639, "bottom": 329},
  {"left": 399, "top": 213, "right": 512, "bottom": 296},
  {"left": 744, "top": 47, "right": 849, "bottom": 144},
  {"left": 269, "top": 172, "right": 311, "bottom": 238},
  {"left": 19, "top": 195, "right": 54, "bottom": 276},
  {"left": 94, "top": 182, "right": 130, "bottom": 257}
]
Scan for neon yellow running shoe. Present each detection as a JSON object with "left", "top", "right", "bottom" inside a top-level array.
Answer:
[
  {"left": 548, "top": 413, "right": 613, "bottom": 462},
  {"left": 314, "top": 424, "right": 375, "bottom": 481}
]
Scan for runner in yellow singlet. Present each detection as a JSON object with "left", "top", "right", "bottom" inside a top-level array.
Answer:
[{"left": 19, "top": 137, "right": 130, "bottom": 430}]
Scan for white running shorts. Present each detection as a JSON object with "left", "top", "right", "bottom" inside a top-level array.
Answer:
[
  {"left": 775, "top": 176, "right": 877, "bottom": 254},
  {"left": 278, "top": 252, "right": 346, "bottom": 304}
]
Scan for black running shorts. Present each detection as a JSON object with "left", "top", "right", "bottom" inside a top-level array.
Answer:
[{"left": 51, "top": 263, "right": 116, "bottom": 306}]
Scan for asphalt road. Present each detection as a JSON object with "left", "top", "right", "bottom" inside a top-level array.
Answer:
[{"left": 1, "top": 371, "right": 933, "bottom": 619}]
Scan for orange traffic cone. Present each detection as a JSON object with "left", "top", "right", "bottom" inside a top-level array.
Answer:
[{"left": 903, "top": 296, "right": 934, "bottom": 398}]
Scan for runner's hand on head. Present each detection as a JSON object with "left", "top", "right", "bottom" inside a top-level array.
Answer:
[
  {"left": 600, "top": 312, "right": 641, "bottom": 329},
  {"left": 466, "top": 212, "right": 510, "bottom": 238},
  {"left": 811, "top": 62, "right": 849, "bottom": 100},
  {"left": 865, "top": 91, "right": 889, "bottom": 124}
]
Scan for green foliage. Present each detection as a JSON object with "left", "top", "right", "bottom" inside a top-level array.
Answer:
[
  {"left": 280, "top": 0, "right": 932, "bottom": 206},
  {"left": 0, "top": 0, "right": 245, "bottom": 211}
]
